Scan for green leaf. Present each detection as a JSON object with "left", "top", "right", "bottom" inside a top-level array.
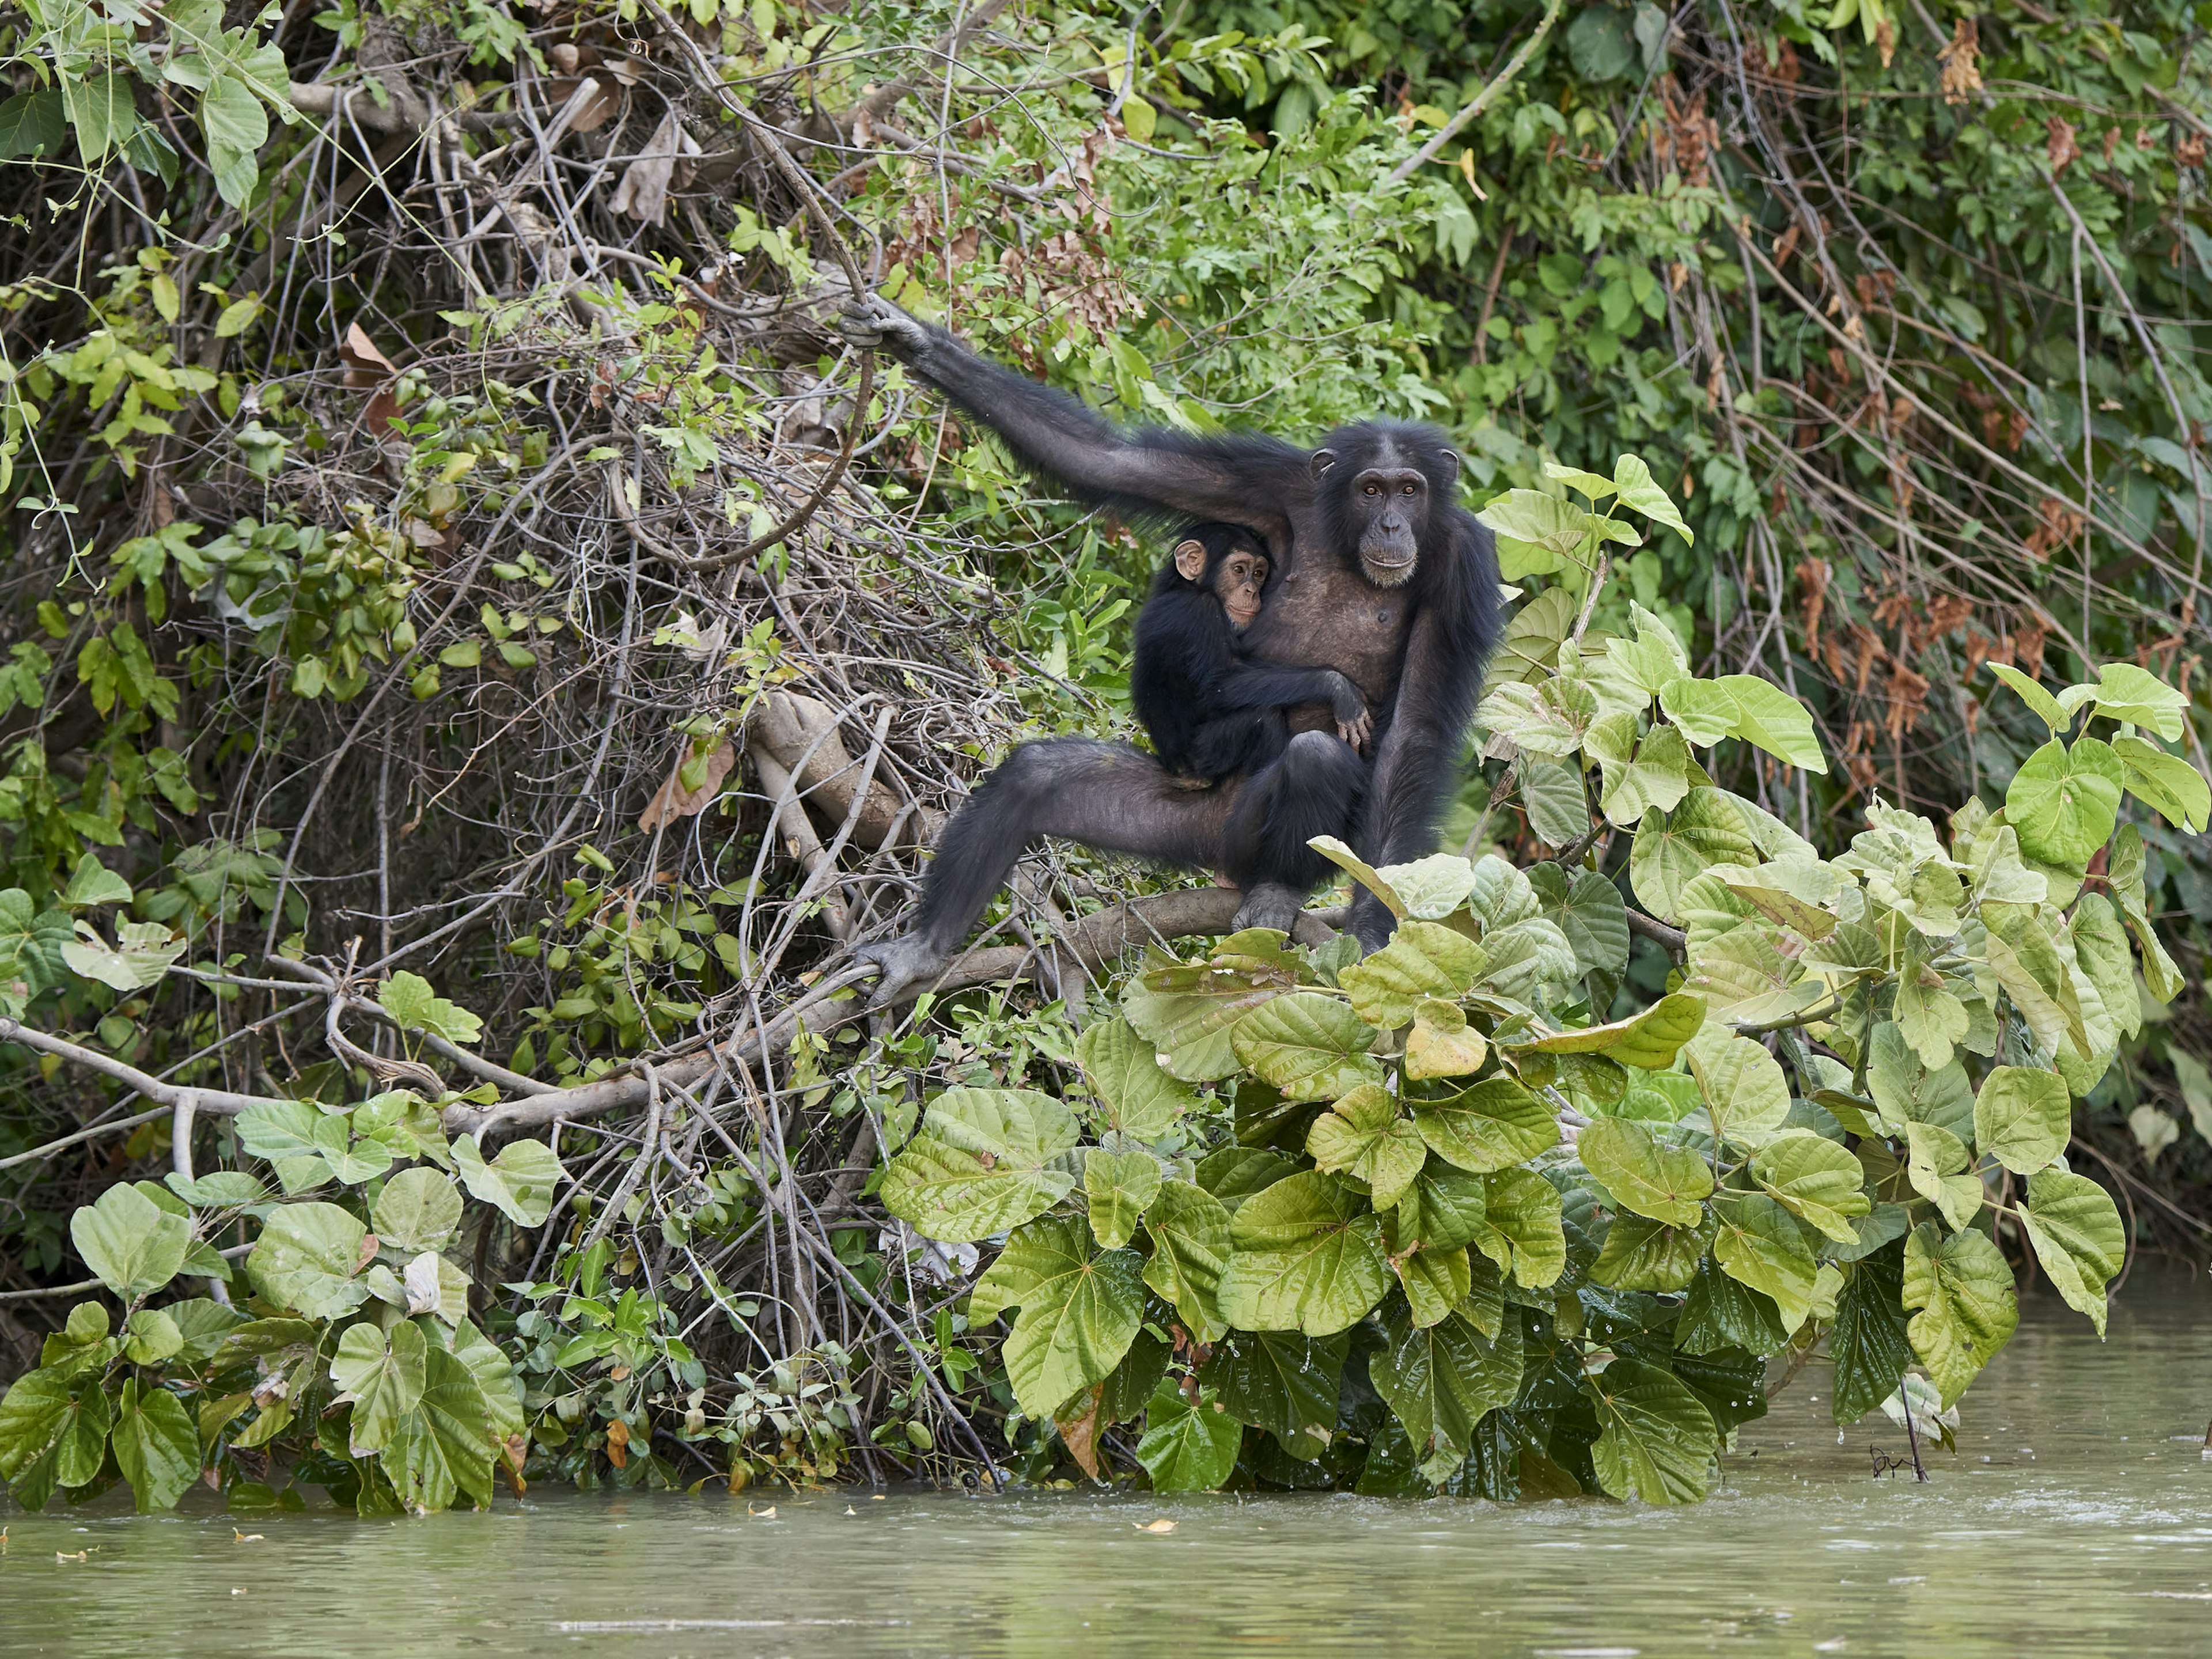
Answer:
[
  {"left": 70, "top": 1182, "right": 191, "bottom": 1298},
  {"left": 1490, "top": 585, "right": 1579, "bottom": 685},
  {"left": 1337, "top": 921, "right": 1483, "bottom": 1028},
  {"left": 1529, "top": 991, "right": 1704, "bottom": 1070},
  {"left": 1904, "top": 1121, "right": 1983, "bottom": 1232},
  {"left": 1711, "top": 1194, "right": 1818, "bottom": 1331},
  {"left": 2017, "top": 1171, "right": 2124, "bottom": 1336},
  {"left": 1677, "top": 1258, "right": 1789, "bottom": 1357},
  {"left": 1902, "top": 1222, "right": 2018, "bottom": 1407},
  {"left": 1305, "top": 835, "right": 1407, "bottom": 919},
  {"left": 1378, "top": 854, "right": 1481, "bottom": 920},
  {"left": 1084, "top": 1147, "right": 1160, "bottom": 1250},
  {"left": 1394, "top": 1164, "right": 1490, "bottom": 1252},
  {"left": 1630, "top": 790, "right": 1759, "bottom": 921},
  {"left": 1230, "top": 993, "right": 1386, "bottom": 1101},
  {"left": 385, "top": 1339, "right": 502, "bottom": 1513},
  {"left": 1751, "top": 1132, "right": 1870, "bottom": 1243},
  {"left": 1198, "top": 1328, "right": 1346, "bottom": 1438},
  {"left": 1973, "top": 1066, "right": 2070, "bottom": 1176},
  {"left": 1587, "top": 1360, "right": 1717, "bottom": 1503},
  {"left": 1370, "top": 1300, "right": 1524, "bottom": 1457},
  {"left": 978, "top": 1216, "right": 1145, "bottom": 1417},
  {"left": 1411, "top": 1077, "right": 1558, "bottom": 1173},
  {"left": 1471, "top": 1166, "right": 1566, "bottom": 1287},
  {"left": 62, "top": 854, "right": 133, "bottom": 908},
  {"left": 1218, "top": 1172, "right": 1392, "bottom": 1337},
  {"left": 1657, "top": 676, "right": 1740, "bottom": 746},
  {"left": 377, "top": 971, "right": 484, "bottom": 1046},
  {"left": 122, "top": 1308, "right": 184, "bottom": 1366},
  {"left": 1894, "top": 961, "right": 1970, "bottom": 1071},
  {"left": 330, "top": 1319, "right": 427, "bottom": 1455},
  {"left": 200, "top": 75, "right": 270, "bottom": 208},
  {"left": 1612, "top": 453, "right": 1693, "bottom": 543},
  {"left": 0, "top": 1369, "right": 86, "bottom": 1494},
  {"left": 2112, "top": 736, "right": 2209, "bottom": 833},
  {"left": 1476, "top": 488, "right": 1597, "bottom": 558},
  {"left": 2005, "top": 737, "right": 2123, "bottom": 870},
  {"left": 1075, "top": 1018, "right": 1200, "bottom": 1138},
  {"left": 451, "top": 1135, "right": 563, "bottom": 1229},
  {"left": 1306, "top": 1084, "right": 1426, "bottom": 1209},
  {"left": 1395, "top": 1241, "right": 1474, "bottom": 1326},
  {"left": 1405, "top": 999, "right": 1488, "bottom": 1080},
  {"left": 1518, "top": 756, "right": 1592, "bottom": 846},
  {"left": 0, "top": 89, "right": 69, "bottom": 161},
  {"left": 877, "top": 1087, "right": 1079, "bottom": 1243},
  {"left": 1714, "top": 676, "right": 1827, "bottom": 772},
  {"left": 1865, "top": 1022, "right": 1976, "bottom": 1142},
  {"left": 1987, "top": 663, "right": 2070, "bottom": 731},
  {"left": 2088, "top": 662, "right": 2188, "bottom": 740},
  {"left": 1578, "top": 1116, "right": 1711, "bottom": 1227},
  {"left": 247, "top": 1202, "right": 371, "bottom": 1320},
  {"left": 1134, "top": 1379, "right": 1242, "bottom": 1491},
  {"left": 1544, "top": 459, "right": 1621, "bottom": 501},
  {"left": 1122, "top": 959, "right": 1294, "bottom": 1080},
  {"left": 109, "top": 1378, "right": 199, "bottom": 1513},
  {"left": 62, "top": 918, "right": 187, "bottom": 990},
  {"left": 1527, "top": 862, "right": 1632, "bottom": 978},
  {"left": 1829, "top": 1244, "right": 1912, "bottom": 1425},
  {"left": 1591, "top": 1213, "right": 1705, "bottom": 1291},
  {"left": 1476, "top": 673, "right": 1599, "bottom": 758},
  {"left": 1684, "top": 1028, "right": 1791, "bottom": 1148},
  {"left": 1140, "top": 1180, "right": 1231, "bottom": 1342},
  {"left": 371, "top": 1167, "right": 464, "bottom": 1253},
  {"left": 449, "top": 1317, "right": 525, "bottom": 1438}
]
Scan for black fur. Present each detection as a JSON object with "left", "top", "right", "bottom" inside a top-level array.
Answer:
[
  {"left": 1131, "top": 524, "right": 1366, "bottom": 785},
  {"left": 842, "top": 298, "right": 1501, "bottom": 995}
]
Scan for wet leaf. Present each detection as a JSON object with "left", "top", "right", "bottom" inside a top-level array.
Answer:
[
  {"left": 879, "top": 1088, "right": 1080, "bottom": 1243},
  {"left": 1902, "top": 1222, "right": 2017, "bottom": 1407}
]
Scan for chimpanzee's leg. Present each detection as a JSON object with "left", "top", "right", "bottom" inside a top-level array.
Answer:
[
  {"left": 856, "top": 737, "right": 1240, "bottom": 1004},
  {"left": 1218, "top": 730, "right": 1367, "bottom": 933}
]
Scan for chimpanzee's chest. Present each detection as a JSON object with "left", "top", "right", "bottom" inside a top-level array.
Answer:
[{"left": 1246, "top": 557, "right": 1411, "bottom": 711}]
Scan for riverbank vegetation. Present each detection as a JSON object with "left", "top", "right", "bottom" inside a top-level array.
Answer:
[{"left": 1, "top": 0, "right": 2208, "bottom": 1509}]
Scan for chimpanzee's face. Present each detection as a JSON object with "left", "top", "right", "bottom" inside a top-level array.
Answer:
[
  {"left": 1213, "top": 547, "right": 1269, "bottom": 628},
  {"left": 1312, "top": 437, "right": 1452, "bottom": 589}
]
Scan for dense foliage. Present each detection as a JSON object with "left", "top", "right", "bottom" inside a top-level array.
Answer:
[{"left": 1, "top": 0, "right": 2207, "bottom": 1511}]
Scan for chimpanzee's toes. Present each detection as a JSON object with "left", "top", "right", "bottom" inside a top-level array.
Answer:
[
  {"left": 1232, "top": 882, "right": 1304, "bottom": 935},
  {"left": 853, "top": 935, "right": 946, "bottom": 1009}
]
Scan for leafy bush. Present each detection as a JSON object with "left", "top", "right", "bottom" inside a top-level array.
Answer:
[{"left": 880, "top": 459, "right": 2191, "bottom": 1498}]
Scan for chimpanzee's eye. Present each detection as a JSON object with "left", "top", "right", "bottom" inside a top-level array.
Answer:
[
  {"left": 1363, "top": 483, "right": 1380, "bottom": 496},
  {"left": 1402, "top": 483, "right": 1417, "bottom": 494}
]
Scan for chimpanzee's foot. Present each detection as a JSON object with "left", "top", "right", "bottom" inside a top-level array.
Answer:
[
  {"left": 1232, "top": 882, "right": 1305, "bottom": 934},
  {"left": 853, "top": 934, "right": 950, "bottom": 1009}
]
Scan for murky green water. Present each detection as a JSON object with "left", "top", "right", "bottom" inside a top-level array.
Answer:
[{"left": 7, "top": 1275, "right": 2211, "bottom": 1658}]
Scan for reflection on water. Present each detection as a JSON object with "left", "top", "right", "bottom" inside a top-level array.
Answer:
[{"left": 6, "top": 1275, "right": 2210, "bottom": 1658}]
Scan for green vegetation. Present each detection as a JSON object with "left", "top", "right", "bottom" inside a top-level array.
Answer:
[{"left": 1, "top": 0, "right": 2207, "bottom": 1510}]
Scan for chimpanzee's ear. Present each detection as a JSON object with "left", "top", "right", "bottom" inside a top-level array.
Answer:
[
  {"left": 1436, "top": 449, "right": 1460, "bottom": 485},
  {"left": 1310, "top": 448, "right": 1338, "bottom": 478},
  {"left": 1172, "top": 539, "right": 1209, "bottom": 581}
]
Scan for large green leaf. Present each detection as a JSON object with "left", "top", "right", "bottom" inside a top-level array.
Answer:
[
  {"left": 1489, "top": 584, "right": 1578, "bottom": 685},
  {"left": 1586, "top": 1360, "right": 1718, "bottom": 1504},
  {"left": 1715, "top": 676, "right": 1827, "bottom": 771},
  {"left": 2005, "top": 737, "right": 2123, "bottom": 869},
  {"left": 0, "top": 1369, "right": 76, "bottom": 1490},
  {"left": 1902, "top": 1222, "right": 2018, "bottom": 1407},
  {"left": 1578, "top": 1116, "right": 1711, "bottom": 1227},
  {"left": 1230, "top": 993, "right": 1386, "bottom": 1100},
  {"left": 1218, "top": 1172, "right": 1391, "bottom": 1337},
  {"left": 2069, "top": 896, "right": 2140, "bottom": 1046},
  {"left": 1527, "top": 862, "right": 1632, "bottom": 977},
  {"left": 1518, "top": 755, "right": 1593, "bottom": 846},
  {"left": 1676, "top": 1258, "right": 1788, "bottom": 1357},
  {"left": 1411, "top": 1077, "right": 1557, "bottom": 1173},
  {"left": 70, "top": 1181, "right": 191, "bottom": 1298},
  {"left": 1395, "top": 1241, "right": 1474, "bottom": 1326},
  {"left": 1590, "top": 1213, "right": 1704, "bottom": 1291},
  {"left": 452, "top": 1135, "right": 563, "bottom": 1229},
  {"left": 1528, "top": 991, "right": 1704, "bottom": 1070},
  {"left": 1134, "top": 1380, "right": 1243, "bottom": 1491},
  {"left": 1141, "top": 1180, "right": 1231, "bottom": 1342},
  {"left": 1393, "top": 1164, "right": 1489, "bottom": 1252},
  {"left": 247, "top": 1202, "right": 371, "bottom": 1320},
  {"left": 2088, "top": 661, "right": 2188, "bottom": 740},
  {"left": 449, "top": 1319, "right": 525, "bottom": 1439},
  {"left": 1306, "top": 1084, "right": 1426, "bottom": 1209},
  {"left": 1405, "top": 999, "right": 1488, "bottom": 1080},
  {"left": 1894, "top": 961, "right": 1970, "bottom": 1071},
  {"left": 1076, "top": 1018, "right": 1201, "bottom": 1138},
  {"left": 1865, "top": 1022, "right": 1975, "bottom": 1142},
  {"left": 1471, "top": 1167, "right": 1566, "bottom": 1287},
  {"left": 2017, "top": 1172, "right": 2124, "bottom": 1337},
  {"left": 331, "top": 1318, "right": 427, "bottom": 1455},
  {"left": 1684, "top": 1028, "right": 1790, "bottom": 1148},
  {"left": 2112, "top": 736, "right": 2209, "bottom": 834},
  {"left": 1477, "top": 674, "right": 1599, "bottom": 757},
  {"left": 878, "top": 1087, "right": 1081, "bottom": 1243},
  {"left": 1083, "top": 1147, "right": 1160, "bottom": 1250},
  {"left": 1630, "top": 789, "right": 1759, "bottom": 921},
  {"left": 1973, "top": 1066, "right": 2070, "bottom": 1176},
  {"left": 1612, "top": 453, "right": 1693, "bottom": 543},
  {"left": 1377, "top": 854, "right": 1482, "bottom": 920},
  {"left": 111, "top": 1378, "right": 200, "bottom": 1513},
  {"left": 1338, "top": 921, "right": 1484, "bottom": 1028},
  {"left": 1370, "top": 1300, "right": 1524, "bottom": 1457},
  {"left": 1711, "top": 1194, "right": 1817, "bottom": 1331},
  {"left": 1904, "top": 1122, "right": 1982, "bottom": 1233},
  {"left": 1830, "top": 1244, "right": 1912, "bottom": 1424},
  {"left": 1751, "top": 1132, "right": 1870, "bottom": 1244},
  {"left": 1121, "top": 959, "right": 1293, "bottom": 1081},
  {"left": 1196, "top": 1329, "right": 1346, "bottom": 1440},
  {"left": 371, "top": 1167, "right": 463, "bottom": 1253},
  {"left": 377, "top": 971, "right": 484, "bottom": 1046},
  {"left": 385, "top": 1339, "right": 502, "bottom": 1513},
  {"left": 971, "top": 1216, "right": 1143, "bottom": 1417}
]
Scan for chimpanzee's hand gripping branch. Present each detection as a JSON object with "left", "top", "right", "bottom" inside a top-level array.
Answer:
[{"left": 837, "top": 295, "right": 1502, "bottom": 1006}]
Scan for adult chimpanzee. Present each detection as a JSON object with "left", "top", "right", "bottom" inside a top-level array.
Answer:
[
  {"left": 837, "top": 294, "right": 1501, "bottom": 1003},
  {"left": 1133, "top": 522, "right": 1372, "bottom": 786}
]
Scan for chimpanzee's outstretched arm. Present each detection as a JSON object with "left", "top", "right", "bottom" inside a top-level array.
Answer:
[
  {"left": 1207, "top": 658, "right": 1369, "bottom": 741},
  {"left": 840, "top": 295, "right": 1305, "bottom": 543}
]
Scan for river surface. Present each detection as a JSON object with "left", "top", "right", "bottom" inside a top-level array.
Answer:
[{"left": 6, "top": 1273, "right": 2211, "bottom": 1658}]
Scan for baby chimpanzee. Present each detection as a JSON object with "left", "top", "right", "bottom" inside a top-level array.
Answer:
[{"left": 1131, "top": 523, "right": 1371, "bottom": 787}]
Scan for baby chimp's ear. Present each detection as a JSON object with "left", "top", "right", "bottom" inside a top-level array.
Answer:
[{"left": 1172, "top": 539, "right": 1209, "bottom": 582}]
